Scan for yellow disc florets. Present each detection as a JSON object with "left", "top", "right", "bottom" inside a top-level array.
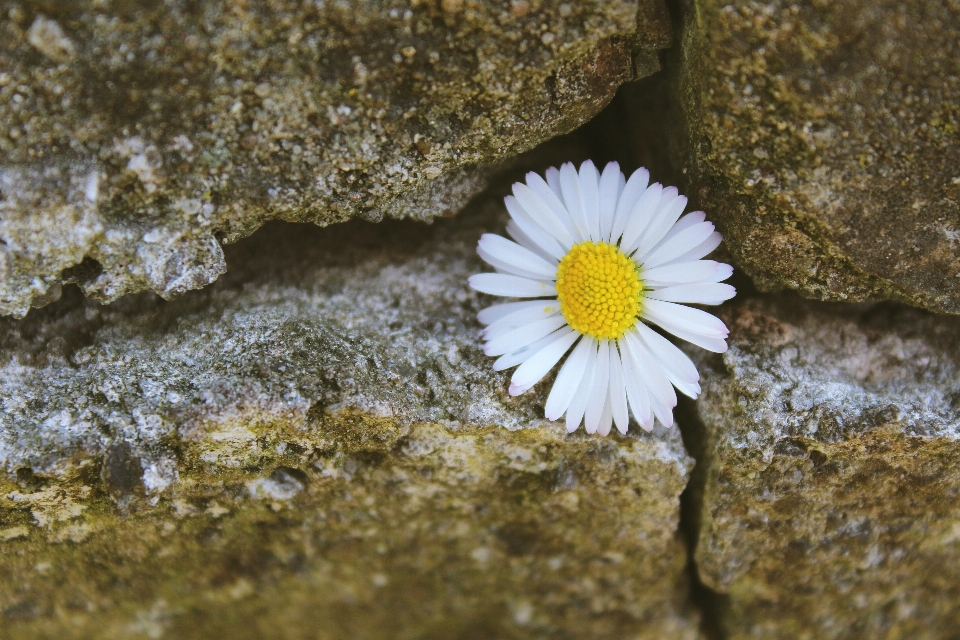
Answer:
[{"left": 555, "top": 241, "right": 643, "bottom": 340}]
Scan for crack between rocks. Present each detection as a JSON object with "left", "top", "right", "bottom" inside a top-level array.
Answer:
[{"left": 676, "top": 394, "right": 730, "bottom": 640}]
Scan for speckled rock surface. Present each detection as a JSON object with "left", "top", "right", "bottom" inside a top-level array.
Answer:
[
  {"left": 691, "top": 296, "right": 960, "bottom": 639},
  {"left": 0, "top": 0, "right": 672, "bottom": 318},
  {"left": 679, "top": 0, "right": 960, "bottom": 313},
  {"left": 0, "top": 200, "right": 700, "bottom": 639}
]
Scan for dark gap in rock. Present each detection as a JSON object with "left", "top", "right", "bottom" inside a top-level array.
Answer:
[{"left": 676, "top": 393, "right": 730, "bottom": 640}]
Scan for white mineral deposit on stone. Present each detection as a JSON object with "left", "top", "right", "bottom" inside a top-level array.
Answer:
[{"left": 26, "top": 16, "right": 76, "bottom": 62}]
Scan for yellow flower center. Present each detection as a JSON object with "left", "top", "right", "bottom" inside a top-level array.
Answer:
[{"left": 555, "top": 241, "right": 643, "bottom": 340}]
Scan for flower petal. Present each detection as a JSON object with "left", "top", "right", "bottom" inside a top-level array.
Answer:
[
  {"left": 505, "top": 195, "right": 566, "bottom": 261},
  {"left": 611, "top": 167, "right": 649, "bottom": 243},
  {"left": 664, "top": 231, "right": 723, "bottom": 265},
  {"left": 597, "top": 395, "right": 614, "bottom": 437},
  {"left": 545, "top": 166, "right": 564, "bottom": 201},
  {"left": 478, "top": 299, "right": 555, "bottom": 325},
  {"left": 525, "top": 172, "right": 580, "bottom": 241},
  {"left": 646, "top": 283, "right": 737, "bottom": 306},
  {"left": 513, "top": 183, "right": 575, "bottom": 248},
  {"left": 619, "top": 183, "right": 664, "bottom": 254},
  {"left": 478, "top": 234, "right": 558, "bottom": 279},
  {"left": 619, "top": 341, "right": 654, "bottom": 431},
  {"left": 622, "top": 331, "right": 676, "bottom": 428},
  {"left": 506, "top": 220, "right": 557, "bottom": 264},
  {"left": 641, "top": 260, "right": 733, "bottom": 286},
  {"left": 584, "top": 339, "right": 611, "bottom": 434},
  {"left": 630, "top": 190, "right": 687, "bottom": 260},
  {"left": 545, "top": 336, "right": 592, "bottom": 420},
  {"left": 469, "top": 273, "right": 557, "bottom": 298},
  {"left": 635, "top": 323, "right": 701, "bottom": 399},
  {"left": 598, "top": 162, "right": 621, "bottom": 242},
  {"left": 509, "top": 327, "right": 579, "bottom": 395},
  {"left": 641, "top": 298, "right": 729, "bottom": 339},
  {"left": 483, "top": 302, "right": 561, "bottom": 340},
  {"left": 559, "top": 162, "right": 591, "bottom": 241},
  {"left": 609, "top": 344, "right": 630, "bottom": 434},
  {"left": 640, "top": 222, "right": 717, "bottom": 269},
  {"left": 565, "top": 337, "right": 598, "bottom": 433},
  {"left": 484, "top": 315, "right": 568, "bottom": 356},
  {"left": 493, "top": 331, "right": 559, "bottom": 371},
  {"left": 579, "top": 160, "right": 602, "bottom": 241}
]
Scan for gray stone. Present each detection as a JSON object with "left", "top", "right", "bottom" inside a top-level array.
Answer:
[
  {"left": 0, "top": 0, "right": 672, "bottom": 318},
  {"left": 679, "top": 0, "right": 960, "bottom": 314},
  {"left": 0, "top": 199, "right": 700, "bottom": 638},
  {"left": 691, "top": 295, "right": 960, "bottom": 638}
]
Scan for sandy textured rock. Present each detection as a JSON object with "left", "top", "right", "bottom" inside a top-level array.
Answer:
[
  {"left": 0, "top": 0, "right": 671, "bottom": 318},
  {"left": 0, "top": 200, "right": 699, "bottom": 639},
  {"left": 691, "top": 296, "right": 960, "bottom": 639},
  {"left": 679, "top": 0, "right": 960, "bottom": 313}
]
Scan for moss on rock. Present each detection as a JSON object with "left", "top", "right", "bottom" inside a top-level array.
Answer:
[
  {"left": 0, "top": 199, "right": 699, "bottom": 638},
  {"left": 0, "top": 0, "right": 672, "bottom": 317},
  {"left": 679, "top": 0, "right": 960, "bottom": 314}
]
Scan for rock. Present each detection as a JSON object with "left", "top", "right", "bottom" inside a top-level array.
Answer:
[
  {"left": 0, "top": 0, "right": 672, "bottom": 318},
  {"left": 691, "top": 295, "right": 960, "bottom": 638},
  {"left": 680, "top": 0, "right": 960, "bottom": 314},
  {"left": 0, "top": 200, "right": 700, "bottom": 638}
]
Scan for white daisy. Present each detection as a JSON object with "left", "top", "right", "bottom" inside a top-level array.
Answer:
[{"left": 468, "top": 161, "right": 736, "bottom": 436}]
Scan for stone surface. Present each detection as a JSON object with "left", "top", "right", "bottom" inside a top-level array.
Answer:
[
  {"left": 679, "top": 0, "right": 960, "bottom": 314},
  {"left": 691, "top": 295, "right": 960, "bottom": 639},
  {"left": 0, "top": 199, "right": 699, "bottom": 638},
  {"left": 0, "top": 0, "right": 672, "bottom": 318}
]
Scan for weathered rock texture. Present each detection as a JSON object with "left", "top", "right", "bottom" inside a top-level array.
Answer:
[
  {"left": 0, "top": 0, "right": 672, "bottom": 318},
  {"left": 680, "top": 0, "right": 960, "bottom": 313},
  {"left": 0, "top": 201, "right": 699, "bottom": 639},
  {"left": 692, "top": 296, "right": 960, "bottom": 638}
]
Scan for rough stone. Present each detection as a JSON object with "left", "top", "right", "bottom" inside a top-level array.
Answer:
[
  {"left": 0, "top": 0, "right": 672, "bottom": 318},
  {"left": 691, "top": 295, "right": 960, "bottom": 638},
  {"left": 679, "top": 0, "right": 960, "bottom": 314},
  {"left": 0, "top": 199, "right": 699, "bottom": 638}
]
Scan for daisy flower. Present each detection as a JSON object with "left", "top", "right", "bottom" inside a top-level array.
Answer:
[{"left": 468, "top": 161, "right": 735, "bottom": 436}]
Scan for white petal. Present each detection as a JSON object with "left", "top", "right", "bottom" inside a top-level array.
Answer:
[
  {"left": 653, "top": 211, "right": 706, "bottom": 251},
  {"left": 609, "top": 345, "right": 629, "bottom": 434},
  {"left": 598, "top": 162, "right": 621, "bottom": 242},
  {"left": 641, "top": 260, "right": 733, "bottom": 286},
  {"left": 478, "top": 247, "right": 553, "bottom": 281},
  {"left": 505, "top": 196, "right": 566, "bottom": 261},
  {"left": 619, "top": 182, "right": 663, "bottom": 254},
  {"left": 469, "top": 273, "right": 557, "bottom": 298},
  {"left": 579, "top": 160, "right": 601, "bottom": 241},
  {"left": 611, "top": 167, "right": 649, "bottom": 243},
  {"left": 493, "top": 332, "right": 559, "bottom": 371},
  {"left": 623, "top": 332, "right": 676, "bottom": 428},
  {"left": 483, "top": 303, "right": 561, "bottom": 340},
  {"left": 559, "top": 162, "right": 591, "bottom": 241},
  {"left": 509, "top": 327, "right": 579, "bottom": 395},
  {"left": 565, "top": 337, "right": 598, "bottom": 433},
  {"left": 506, "top": 220, "right": 557, "bottom": 264},
  {"left": 478, "top": 234, "right": 557, "bottom": 279},
  {"left": 484, "top": 315, "right": 568, "bottom": 356},
  {"left": 640, "top": 222, "right": 716, "bottom": 269},
  {"left": 635, "top": 323, "right": 701, "bottom": 399},
  {"left": 664, "top": 231, "right": 723, "bottom": 265},
  {"left": 619, "top": 343, "right": 654, "bottom": 431},
  {"left": 584, "top": 339, "right": 611, "bottom": 434},
  {"left": 630, "top": 190, "right": 687, "bottom": 260},
  {"left": 646, "top": 283, "right": 737, "bottom": 306},
  {"left": 478, "top": 299, "right": 555, "bottom": 325},
  {"left": 525, "top": 172, "right": 579, "bottom": 240},
  {"left": 513, "top": 183, "right": 574, "bottom": 248},
  {"left": 545, "top": 166, "right": 564, "bottom": 201},
  {"left": 642, "top": 298, "right": 728, "bottom": 338},
  {"left": 544, "top": 336, "right": 592, "bottom": 420},
  {"left": 597, "top": 395, "right": 613, "bottom": 437},
  {"left": 642, "top": 300, "right": 728, "bottom": 352}
]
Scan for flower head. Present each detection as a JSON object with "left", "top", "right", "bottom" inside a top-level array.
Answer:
[{"left": 468, "top": 161, "right": 735, "bottom": 435}]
